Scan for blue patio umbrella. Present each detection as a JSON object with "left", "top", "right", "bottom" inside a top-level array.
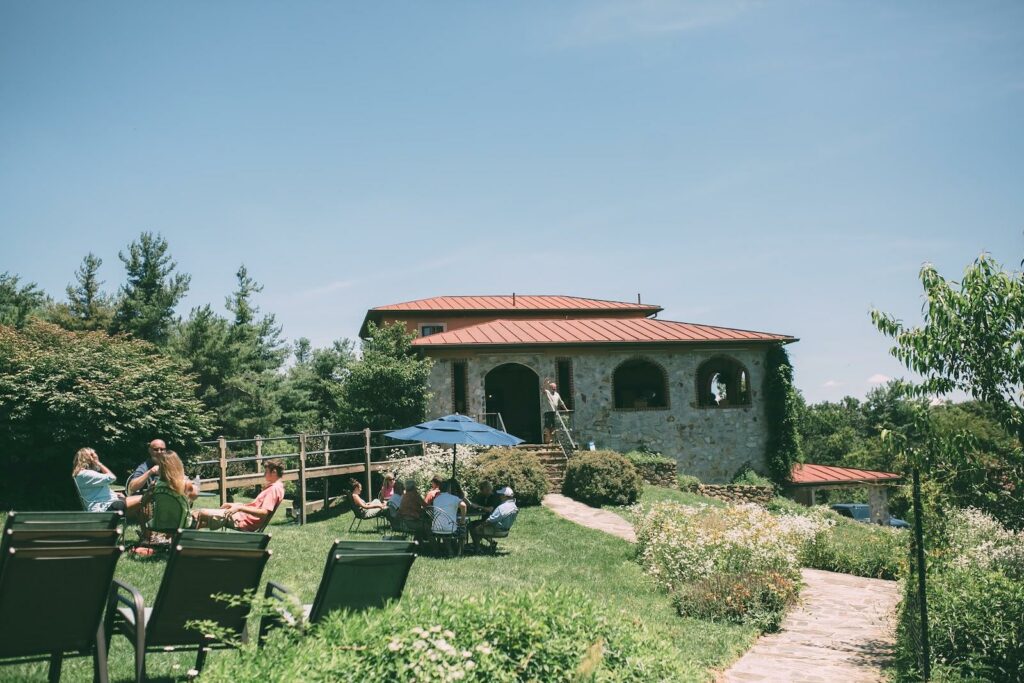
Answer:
[{"left": 385, "top": 414, "right": 524, "bottom": 480}]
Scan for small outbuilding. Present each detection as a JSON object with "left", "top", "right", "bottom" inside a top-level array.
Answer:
[{"left": 787, "top": 463, "right": 902, "bottom": 523}]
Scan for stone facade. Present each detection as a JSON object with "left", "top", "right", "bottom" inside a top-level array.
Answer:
[
  {"left": 630, "top": 460, "right": 678, "bottom": 488},
  {"left": 425, "top": 345, "right": 771, "bottom": 484}
]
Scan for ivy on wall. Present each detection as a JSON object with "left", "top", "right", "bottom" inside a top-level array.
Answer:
[{"left": 763, "top": 344, "right": 802, "bottom": 485}]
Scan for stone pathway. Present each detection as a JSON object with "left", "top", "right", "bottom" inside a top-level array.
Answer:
[
  {"left": 722, "top": 568, "right": 900, "bottom": 683},
  {"left": 541, "top": 493, "right": 636, "bottom": 542},
  {"left": 541, "top": 494, "right": 900, "bottom": 683}
]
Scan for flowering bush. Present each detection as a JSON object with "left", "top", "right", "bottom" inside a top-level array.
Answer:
[
  {"left": 386, "top": 444, "right": 482, "bottom": 496},
  {"left": 200, "top": 588, "right": 696, "bottom": 681},
  {"left": 634, "top": 502, "right": 821, "bottom": 628},
  {"left": 945, "top": 507, "right": 1024, "bottom": 580}
]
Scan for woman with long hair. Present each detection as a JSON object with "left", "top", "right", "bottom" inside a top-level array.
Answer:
[
  {"left": 154, "top": 450, "right": 198, "bottom": 499},
  {"left": 72, "top": 447, "right": 144, "bottom": 516}
]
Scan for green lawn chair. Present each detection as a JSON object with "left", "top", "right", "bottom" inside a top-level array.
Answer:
[
  {"left": 258, "top": 540, "right": 416, "bottom": 643},
  {"left": 1, "top": 511, "right": 122, "bottom": 571},
  {"left": 0, "top": 544, "right": 123, "bottom": 683},
  {"left": 105, "top": 541, "right": 272, "bottom": 682},
  {"left": 3, "top": 511, "right": 122, "bottom": 535},
  {"left": 175, "top": 528, "right": 271, "bottom": 550}
]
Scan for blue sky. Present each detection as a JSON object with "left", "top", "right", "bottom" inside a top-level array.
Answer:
[{"left": 2, "top": 1, "right": 1021, "bottom": 403}]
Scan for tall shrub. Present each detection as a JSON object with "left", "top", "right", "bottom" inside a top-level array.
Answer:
[
  {"left": 470, "top": 448, "right": 549, "bottom": 506},
  {"left": 0, "top": 322, "right": 212, "bottom": 509},
  {"left": 763, "top": 345, "right": 802, "bottom": 485},
  {"left": 563, "top": 450, "right": 643, "bottom": 506}
]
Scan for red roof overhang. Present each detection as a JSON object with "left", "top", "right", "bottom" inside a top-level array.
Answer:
[{"left": 789, "top": 463, "right": 902, "bottom": 486}]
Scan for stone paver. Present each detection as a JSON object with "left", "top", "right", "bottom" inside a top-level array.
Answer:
[
  {"left": 721, "top": 568, "right": 901, "bottom": 683},
  {"left": 541, "top": 493, "right": 636, "bottom": 542},
  {"left": 541, "top": 494, "right": 901, "bottom": 683}
]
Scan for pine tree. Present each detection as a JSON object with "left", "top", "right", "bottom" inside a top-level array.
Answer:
[
  {"left": 62, "top": 253, "right": 114, "bottom": 331},
  {"left": 111, "top": 232, "right": 190, "bottom": 345}
]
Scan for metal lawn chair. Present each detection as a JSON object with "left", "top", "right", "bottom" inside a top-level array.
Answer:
[
  {"left": 1, "top": 511, "right": 123, "bottom": 569},
  {"left": 105, "top": 534, "right": 272, "bottom": 682},
  {"left": 259, "top": 540, "right": 416, "bottom": 644},
  {"left": 0, "top": 542, "right": 123, "bottom": 683},
  {"left": 428, "top": 507, "right": 465, "bottom": 557},
  {"left": 474, "top": 509, "right": 518, "bottom": 554}
]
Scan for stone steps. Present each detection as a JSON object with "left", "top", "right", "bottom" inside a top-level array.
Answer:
[{"left": 520, "top": 444, "right": 567, "bottom": 491}]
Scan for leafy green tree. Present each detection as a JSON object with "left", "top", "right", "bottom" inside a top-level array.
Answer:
[
  {"left": 799, "top": 396, "right": 869, "bottom": 466},
  {"left": 279, "top": 337, "right": 354, "bottom": 433},
  {"left": 0, "top": 321, "right": 211, "bottom": 509},
  {"left": 0, "top": 272, "right": 49, "bottom": 328},
  {"left": 111, "top": 232, "right": 191, "bottom": 345},
  {"left": 343, "top": 322, "right": 432, "bottom": 430},
  {"left": 763, "top": 344, "right": 802, "bottom": 484},
  {"left": 47, "top": 253, "right": 116, "bottom": 331},
  {"left": 872, "top": 254, "right": 1024, "bottom": 444}
]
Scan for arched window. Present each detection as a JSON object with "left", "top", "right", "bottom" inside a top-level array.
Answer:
[
  {"left": 697, "top": 357, "right": 751, "bottom": 408},
  {"left": 613, "top": 359, "right": 668, "bottom": 410}
]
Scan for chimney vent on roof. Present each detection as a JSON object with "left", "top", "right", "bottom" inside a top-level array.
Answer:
[
  {"left": 512, "top": 292, "right": 516, "bottom": 307},
  {"left": 637, "top": 293, "right": 641, "bottom": 304}
]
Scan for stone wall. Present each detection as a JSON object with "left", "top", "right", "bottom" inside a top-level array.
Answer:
[
  {"left": 424, "top": 345, "right": 772, "bottom": 484},
  {"left": 686, "top": 484, "right": 775, "bottom": 505},
  {"left": 629, "top": 460, "right": 678, "bottom": 488}
]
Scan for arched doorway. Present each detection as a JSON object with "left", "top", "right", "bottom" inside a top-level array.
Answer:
[{"left": 485, "top": 363, "right": 541, "bottom": 443}]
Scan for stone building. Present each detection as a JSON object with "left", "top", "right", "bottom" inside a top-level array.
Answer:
[{"left": 360, "top": 295, "right": 797, "bottom": 483}]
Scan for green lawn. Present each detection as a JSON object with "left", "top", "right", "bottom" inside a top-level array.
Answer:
[{"left": 4, "top": 499, "right": 756, "bottom": 682}]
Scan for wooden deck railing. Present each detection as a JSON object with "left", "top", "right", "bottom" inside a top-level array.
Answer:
[{"left": 192, "top": 429, "right": 423, "bottom": 525}]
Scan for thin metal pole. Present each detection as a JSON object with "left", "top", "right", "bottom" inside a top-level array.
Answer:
[{"left": 912, "top": 467, "right": 931, "bottom": 680}]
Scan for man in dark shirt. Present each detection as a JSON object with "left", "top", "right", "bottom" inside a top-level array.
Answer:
[
  {"left": 126, "top": 439, "right": 165, "bottom": 495},
  {"left": 467, "top": 482, "right": 502, "bottom": 517}
]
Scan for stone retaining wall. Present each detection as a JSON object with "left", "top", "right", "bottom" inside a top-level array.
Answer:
[
  {"left": 685, "top": 484, "right": 774, "bottom": 505},
  {"left": 631, "top": 461, "right": 678, "bottom": 488}
]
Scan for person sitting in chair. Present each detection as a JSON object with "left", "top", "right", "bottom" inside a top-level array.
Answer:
[
  {"left": 154, "top": 450, "right": 199, "bottom": 502},
  {"left": 387, "top": 479, "right": 406, "bottom": 516},
  {"left": 378, "top": 473, "right": 396, "bottom": 501},
  {"left": 192, "top": 460, "right": 285, "bottom": 531},
  {"left": 349, "top": 479, "right": 387, "bottom": 518},
  {"left": 469, "top": 486, "right": 518, "bottom": 551},
  {"left": 126, "top": 439, "right": 166, "bottom": 495},
  {"left": 431, "top": 479, "right": 467, "bottom": 535},
  {"left": 467, "top": 481, "right": 501, "bottom": 517},
  {"left": 72, "top": 447, "right": 145, "bottom": 519},
  {"left": 423, "top": 475, "right": 443, "bottom": 505}
]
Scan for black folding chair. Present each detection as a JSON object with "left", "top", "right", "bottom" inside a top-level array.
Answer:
[
  {"left": 259, "top": 540, "right": 416, "bottom": 643},
  {"left": 0, "top": 544, "right": 123, "bottom": 683},
  {"left": 174, "top": 528, "right": 272, "bottom": 551},
  {"left": 105, "top": 538, "right": 271, "bottom": 682}
]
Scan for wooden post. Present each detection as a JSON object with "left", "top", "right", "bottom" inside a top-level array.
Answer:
[
  {"left": 363, "top": 428, "right": 372, "bottom": 495},
  {"left": 254, "top": 435, "right": 263, "bottom": 474},
  {"left": 322, "top": 433, "right": 330, "bottom": 509},
  {"left": 298, "top": 433, "right": 308, "bottom": 526},
  {"left": 218, "top": 436, "right": 228, "bottom": 506}
]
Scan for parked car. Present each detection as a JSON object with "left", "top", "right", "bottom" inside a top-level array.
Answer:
[{"left": 829, "top": 503, "right": 910, "bottom": 528}]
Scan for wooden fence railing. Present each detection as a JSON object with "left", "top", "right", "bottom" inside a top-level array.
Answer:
[{"left": 192, "top": 429, "right": 424, "bottom": 525}]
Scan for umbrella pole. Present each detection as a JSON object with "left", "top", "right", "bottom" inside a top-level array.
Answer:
[{"left": 451, "top": 444, "right": 457, "bottom": 481}]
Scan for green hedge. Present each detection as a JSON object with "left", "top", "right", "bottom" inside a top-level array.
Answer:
[
  {"left": 800, "top": 517, "right": 906, "bottom": 580},
  {"left": 563, "top": 450, "right": 643, "bottom": 506},
  {"left": 202, "top": 588, "right": 695, "bottom": 681},
  {"left": 897, "top": 568, "right": 1024, "bottom": 681},
  {"left": 469, "top": 448, "right": 549, "bottom": 506}
]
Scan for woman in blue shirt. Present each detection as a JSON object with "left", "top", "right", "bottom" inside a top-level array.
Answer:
[{"left": 72, "top": 447, "right": 143, "bottom": 517}]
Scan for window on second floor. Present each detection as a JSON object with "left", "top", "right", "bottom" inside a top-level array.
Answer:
[{"left": 419, "top": 323, "right": 446, "bottom": 337}]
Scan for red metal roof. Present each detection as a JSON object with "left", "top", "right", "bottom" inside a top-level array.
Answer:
[
  {"left": 371, "top": 295, "right": 662, "bottom": 313},
  {"left": 790, "top": 463, "right": 901, "bottom": 486},
  {"left": 412, "top": 317, "right": 795, "bottom": 347}
]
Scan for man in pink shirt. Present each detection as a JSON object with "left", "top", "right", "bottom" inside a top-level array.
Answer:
[{"left": 193, "top": 460, "right": 285, "bottom": 531}]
